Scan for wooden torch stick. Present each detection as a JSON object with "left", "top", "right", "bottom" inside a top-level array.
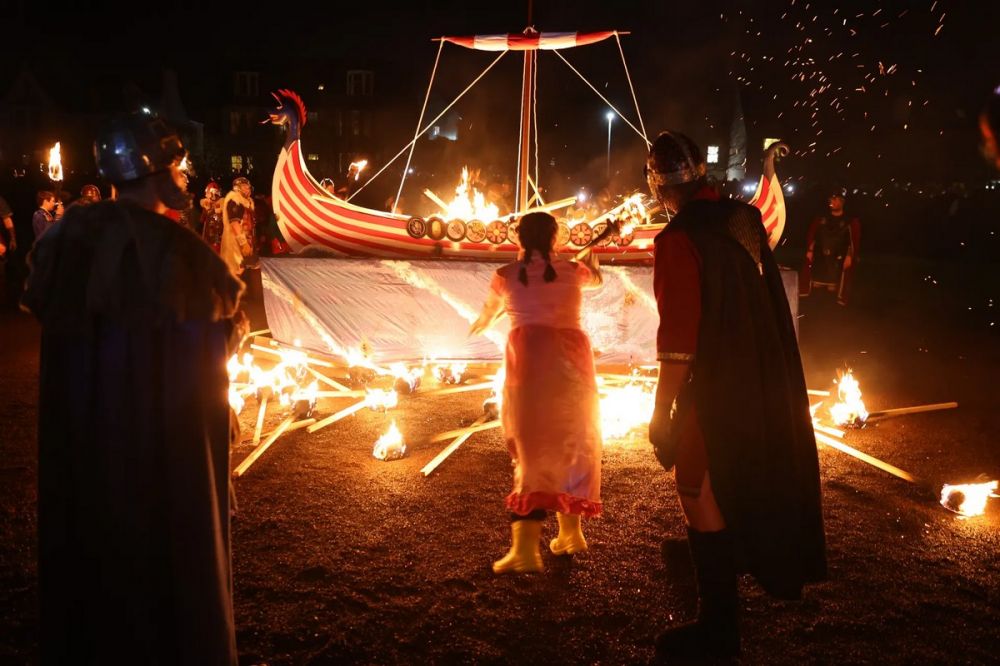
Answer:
[
  {"left": 306, "top": 366, "right": 353, "bottom": 392},
  {"left": 250, "top": 343, "right": 336, "bottom": 368},
  {"left": 807, "top": 389, "right": 831, "bottom": 397},
  {"left": 253, "top": 396, "right": 269, "bottom": 445},
  {"left": 234, "top": 415, "right": 295, "bottom": 477},
  {"left": 814, "top": 423, "right": 846, "bottom": 439},
  {"left": 420, "top": 381, "right": 493, "bottom": 396},
  {"left": 430, "top": 419, "right": 502, "bottom": 443},
  {"left": 422, "top": 189, "right": 450, "bottom": 213},
  {"left": 867, "top": 402, "right": 958, "bottom": 420},
  {"left": 306, "top": 399, "right": 369, "bottom": 434},
  {"left": 315, "top": 389, "right": 368, "bottom": 399},
  {"left": 422, "top": 414, "right": 489, "bottom": 477},
  {"left": 813, "top": 431, "right": 918, "bottom": 484}
]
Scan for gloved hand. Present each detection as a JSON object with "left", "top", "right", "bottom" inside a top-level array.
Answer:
[{"left": 648, "top": 404, "right": 676, "bottom": 471}]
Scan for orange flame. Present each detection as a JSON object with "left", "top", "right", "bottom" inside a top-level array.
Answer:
[
  {"left": 47, "top": 142, "right": 63, "bottom": 182},
  {"left": 830, "top": 369, "right": 868, "bottom": 427},
  {"left": 349, "top": 160, "right": 368, "bottom": 180},
  {"left": 940, "top": 480, "right": 998, "bottom": 518},
  {"left": 373, "top": 421, "right": 407, "bottom": 460},
  {"left": 444, "top": 167, "right": 499, "bottom": 221}
]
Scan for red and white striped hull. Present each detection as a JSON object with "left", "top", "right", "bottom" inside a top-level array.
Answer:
[
  {"left": 272, "top": 140, "right": 658, "bottom": 263},
  {"left": 271, "top": 140, "right": 785, "bottom": 263}
]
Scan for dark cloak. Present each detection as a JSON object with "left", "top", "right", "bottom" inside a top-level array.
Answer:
[
  {"left": 23, "top": 200, "right": 244, "bottom": 664},
  {"left": 665, "top": 198, "right": 826, "bottom": 599}
]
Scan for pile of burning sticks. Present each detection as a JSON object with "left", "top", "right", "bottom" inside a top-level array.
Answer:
[
  {"left": 229, "top": 337, "right": 997, "bottom": 519},
  {"left": 228, "top": 335, "right": 658, "bottom": 477},
  {"left": 810, "top": 369, "right": 998, "bottom": 518}
]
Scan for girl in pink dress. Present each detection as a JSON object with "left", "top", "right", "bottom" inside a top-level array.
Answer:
[{"left": 470, "top": 212, "right": 603, "bottom": 574}]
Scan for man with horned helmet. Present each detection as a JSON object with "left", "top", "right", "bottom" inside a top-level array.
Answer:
[
  {"left": 645, "top": 130, "right": 826, "bottom": 659},
  {"left": 23, "top": 111, "right": 244, "bottom": 664}
]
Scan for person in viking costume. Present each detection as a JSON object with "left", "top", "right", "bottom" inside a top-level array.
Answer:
[
  {"left": 24, "top": 111, "right": 244, "bottom": 665},
  {"left": 646, "top": 131, "right": 826, "bottom": 659},
  {"left": 219, "top": 176, "right": 256, "bottom": 275},
  {"left": 470, "top": 212, "right": 604, "bottom": 575},
  {"left": 800, "top": 187, "right": 861, "bottom": 306},
  {"left": 201, "top": 181, "right": 224, "bottom": 252}
]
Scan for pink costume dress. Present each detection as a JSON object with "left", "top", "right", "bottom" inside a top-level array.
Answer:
[{"left": 480, "top": 257, "right": 603, "bottom": 517}]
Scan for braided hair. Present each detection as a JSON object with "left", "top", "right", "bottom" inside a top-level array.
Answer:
[{"left": 516, "top": 212, "right": 558, "bottom": 286}]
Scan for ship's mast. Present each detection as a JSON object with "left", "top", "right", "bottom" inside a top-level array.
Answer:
[{"left": 516, "top": 35, "right": 535, "bottom": 214}]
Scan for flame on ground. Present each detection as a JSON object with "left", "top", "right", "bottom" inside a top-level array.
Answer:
[
  {"left": 365, "top": 388, "right": 399, "bottom": 412},
  {"left": 373, "top": 421, "right": 407, "bottom": 461},
  {"left": 600, "top": 381, "right": 655, "bottom": 441},
  {"left": 435, "top": 362, "right": 468, "bottom": 385},
  {"left": 830, "top": 369, "right": 868, "bottom": 427},
  {"left": 444, "top": 167, "right": 499, "bottom": 221},
  {"left": 940, "top": 480, "right": 999, "bottom": 518}
]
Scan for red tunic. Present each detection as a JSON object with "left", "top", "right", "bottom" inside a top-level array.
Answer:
[{"left": 654, "top": 188, "right": 718, "bottom": 496}]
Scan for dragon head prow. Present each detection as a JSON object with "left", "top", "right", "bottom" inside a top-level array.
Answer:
[{"left": 264, "top": 89, "right": 307, "bottom": 129}]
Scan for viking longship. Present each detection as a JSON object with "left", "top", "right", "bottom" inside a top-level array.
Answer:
[{"left": 267, "top": 29, "right": 788, "bottom": 264}]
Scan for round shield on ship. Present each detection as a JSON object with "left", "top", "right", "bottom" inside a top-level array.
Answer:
[
  {"left": 426, "top": 216, "right": 447, "bottom": 241},
  {"left": 569, "top": 222, "right": 593, "bottom": 247},
  {"left": 507, "top": 220, "right": 520, "bottom": 247},
  {"left": 446, "top": 219, "right": 468, "bottom": 242},
  {"left": 485, "top": 220, "right": 507, "bottom": 245},
  {"left": 466, "top": 220, "right": 487, "bottom": 243},
  {"left": 615, "top": 229, "right": 635, "bottom": 246},
  {"left": 406, "top": 217, "right": 426, "bottom": 239},
  {"left": 592, "top": 221, "right": 613, "bottom": 247},
  {"left": 556, "top": 221, "right": 571, "bottom": 247}
]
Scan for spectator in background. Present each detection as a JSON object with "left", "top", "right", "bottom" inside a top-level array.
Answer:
[
  {"left": 0, "top": 195, "right": 14, "bottom": 258},
  {"left": 981, "top": 87, "right": 1000, "bottom": 171},
  {"left": 800, "top": 187, "right": 861, "bottom": 306},
  {"left": 32, "top": 191, "right": 58, "bottom": 242}
]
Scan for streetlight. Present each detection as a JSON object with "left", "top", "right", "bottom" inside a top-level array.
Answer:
[{"left": 606, "top": 111, "right": 615, "bottom": 179}]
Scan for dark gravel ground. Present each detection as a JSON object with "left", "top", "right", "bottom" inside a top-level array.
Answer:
[{"left": 1, "top": 257, "right": 998, "bottom": 665}]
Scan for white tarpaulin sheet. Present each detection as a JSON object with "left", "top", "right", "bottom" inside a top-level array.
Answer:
[{"left": 260, "top": 258, "right": 798, "bottom": 365}]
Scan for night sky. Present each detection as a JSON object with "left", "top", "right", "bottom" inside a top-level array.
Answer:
[{"left": 3, "top": 0, "right": 998, "bottom": 188}]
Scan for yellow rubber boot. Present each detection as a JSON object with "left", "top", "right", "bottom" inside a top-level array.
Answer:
[
  {"left": 549, "top": 512, "right": 588, "bottom": 556},
  {"left": 492, "top": 520, "right": 544, "bottom": 574}
]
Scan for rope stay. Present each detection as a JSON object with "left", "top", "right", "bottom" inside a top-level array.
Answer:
[
  {"left": 393, "top": 38, "right": 444, "bottom": 214},
  {"left": 551, "top": 47, "right": 651, "bottom": 148},
  {"left": 349, "top": 49, "right": 509, "bottom": 201}
]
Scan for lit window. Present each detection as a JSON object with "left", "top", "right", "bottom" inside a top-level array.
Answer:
[
  {"left": 706, "top": 145, "right": 720, "bottom": 164},
  {"left": 231, "top": 155, "right": 243, "bottom": 171},
  {"left": 307, "top": 154, "right": 320, "bottom": 161}
]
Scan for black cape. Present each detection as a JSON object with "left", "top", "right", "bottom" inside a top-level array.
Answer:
[
  {"left": 24, "top": 200, "right": 244, "bottom": 664},
  {"left": 665, "top": 198, "right": 826, "bottom": 599}
]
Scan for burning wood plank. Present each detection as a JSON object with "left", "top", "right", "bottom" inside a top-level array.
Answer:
[
  {"left": 867, "top": 402, "right": 958, "bottom": 420},
  {"left": 234, "top": 415, "right": 294, "bottom": 477},
  {"left": 419, "top": 381, "right": 493, "bottom": 396},
  {"left": 306, "top": 399, "right": 369, "bottom": 433},
  {"left": 306, "top": 366, "right": 353, "bottom": 393},
  {"left": 430, "top": 419, "right": 502, "bottom": 443},
  {"left": 813, "top": 430, "right": 917, "bottom": 483},
  {"left": 422, "top": 414, "right": 489, "bottom": 477},
  {"left": 253, "top": 395, "right": 269, "bottom": 445}
]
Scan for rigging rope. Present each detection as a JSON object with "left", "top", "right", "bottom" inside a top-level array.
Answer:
[
  {"left": 615, "top": 32, "right": 648, "bottom": 145},
  {"left": 349, "top": 49, "right": 509, "bottom": 202},
  {"left": 394, "top": 39, "right": 444, "bottom": 214},
  {"left": 551, "top": 49, "right": 651, "bottom": 148}
]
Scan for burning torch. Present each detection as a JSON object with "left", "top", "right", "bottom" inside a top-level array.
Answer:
[{"left": 47, "top": 142, "right": 64, "bottom": 205}]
